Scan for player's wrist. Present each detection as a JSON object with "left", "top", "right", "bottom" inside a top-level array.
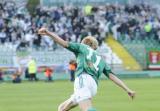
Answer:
[
  {"left": 126, "top": 88, "right": 132, "bottom": 93},
  {"left": 45, "top": 30, "right": 50, "bottom": 35},
  {"left": 127, "top": 89, "right": 134, "bottom": 94}
]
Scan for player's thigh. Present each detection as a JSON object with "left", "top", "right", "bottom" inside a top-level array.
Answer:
[
  {"left": 89, "top": 75, "right": 97, "bottom": 96},
  {"left": 74, "top": 74, "right": 97, "bottom": 96}
]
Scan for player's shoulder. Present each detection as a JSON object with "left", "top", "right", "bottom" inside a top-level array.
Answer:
[
  {"left": 69, "top": 42, "right": 86, "bottom": 47},
  {"left": 78, "top": 43, "right": 89, "bottom": 49},
  {"left": 80, "top": 43, "right": 87, "bottom": 47},
  {"left": 69, "top": 41, "right": 81, "bottom": 45}
]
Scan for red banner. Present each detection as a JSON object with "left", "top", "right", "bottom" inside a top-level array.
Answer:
[{"left": 148, "top": 51, "right": 160, "bottom": 70}]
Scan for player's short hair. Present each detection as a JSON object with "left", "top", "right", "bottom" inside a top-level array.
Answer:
[{"left": 81, "top": 36, "right": 98, "bottom": 50}]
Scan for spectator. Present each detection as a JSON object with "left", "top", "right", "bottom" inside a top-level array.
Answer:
[
  {"left": 0, "top": 69, "right": 3, "bottom": 82},
  {"left": 12, "top": 74, "right": 21, "bottom": 83},
  {"left": 69, "top": 60, "right": 77, "bottom": 82},
  {"left": 44, "top": 67, "right": 53, "bottom": 82},
  {"left": 28, "top": 57, "right": 38, "bottom": 81},
  {"left": 25, "top": 67, "right": 29, "bottom": 79},
  {"left": 0, "top": 0, "right": 160, "bottom": 50},
  {"left": 12, "top": 69, "right": 21, "bottom": 83},
  {"left": 0, "top": 28, "right": 7, "bottom": 44}
]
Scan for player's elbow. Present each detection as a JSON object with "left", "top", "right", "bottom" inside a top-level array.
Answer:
[
  {"left": 62, "top": 41, "right": 69, "bottom": 48},
  {"left": 58, "top": 104, "right": 65, "bottom": 111},
  {"left": 56, "top": 40, "right": 68, "bottom": 48},
  {"left": 108, "top": 73, "right": 116, "bottom": 81}
]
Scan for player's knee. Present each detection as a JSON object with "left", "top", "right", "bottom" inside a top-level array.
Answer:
[{"left": 58, "top": 104, "right": 65, "bottom": 111}]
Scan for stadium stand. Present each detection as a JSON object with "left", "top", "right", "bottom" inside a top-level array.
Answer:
[
  {"left": 0, "top": 0, "right": 160, "bottom": 80},
  {"left": 106, "top": 35, "right": 142, "bottom": 70}
]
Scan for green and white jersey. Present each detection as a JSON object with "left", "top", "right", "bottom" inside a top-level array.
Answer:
[{"left": 66, "top": 42, "right": 112, "bottom": 84}]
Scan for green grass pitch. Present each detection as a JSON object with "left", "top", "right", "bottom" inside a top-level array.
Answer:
[{"left": 0, "top": 78, "right": 160, "bottom": 111}]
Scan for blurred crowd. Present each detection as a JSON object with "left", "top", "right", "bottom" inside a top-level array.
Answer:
[{"left": 0, "top": 1, "right": 160, "bottom": 51}]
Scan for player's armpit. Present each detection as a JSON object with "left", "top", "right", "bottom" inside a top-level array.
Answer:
[{"left": 66, "top": 42, "right": 81, "bottom": 53}]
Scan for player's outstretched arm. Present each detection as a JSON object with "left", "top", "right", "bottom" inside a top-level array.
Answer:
[
  {"left": 109, "top": 73, "right": 135, "bottom": 100},
  {"left": 38, "top": 28, "right": 68, "bottom": 48}
]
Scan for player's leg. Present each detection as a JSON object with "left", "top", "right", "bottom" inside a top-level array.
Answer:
[
  {"left": 58, "top": 98, "right": 78, "bottom": 111},
  {"left": 75, "top": 74, "right": 97, "bottom": 111},
  {"left": 58, "top": 76, "right": 79, "bottom": 111},
  {"left": 78, "top": 99, "right": 92, "bottom": 111}
]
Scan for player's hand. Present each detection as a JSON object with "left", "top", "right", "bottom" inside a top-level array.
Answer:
[
  {"left": 38, "top": 27, "right": 48, "bottom": 35},
  {"left": 127, "top": 90, "right": 135, "bottom": 100}
]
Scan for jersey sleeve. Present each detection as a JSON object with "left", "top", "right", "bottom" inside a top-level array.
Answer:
[
  {"left": 66, "top": 42, "right": 81, "bottom": 53},
  {"left": 103, "top": 63, "right": 112, "bottom": 78}
]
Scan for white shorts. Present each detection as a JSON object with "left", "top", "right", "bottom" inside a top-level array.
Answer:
[{"left": 70, "top": 73, "right": 97, "bottom": 104}]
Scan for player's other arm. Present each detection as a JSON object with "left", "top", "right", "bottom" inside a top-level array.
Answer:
[
  {"left": 38, "top": 28, "right": 68, "bottom": 48},
  {"left": 109, "top": 73, "right": 135, "bottom": 99}
]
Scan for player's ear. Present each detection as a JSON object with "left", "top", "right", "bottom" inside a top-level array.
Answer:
[{"left": 93, "top": 44, "right": 97, "bottom": 50}]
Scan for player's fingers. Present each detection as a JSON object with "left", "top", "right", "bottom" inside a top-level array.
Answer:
[
  {"left": 38, "top": 30, "right": 46, "bottom": 35},
  {"left": 131, "top": 94, "right": 134, "bottom": 98},
  {"left": 128, "top": 92, "right": 135, "bottom": 100},
  {"left": 38, "top": 28, "right": 46, "bottom": 34},
  {"left": 131, "top": 92, "right": 135, "bottom": 100},
  {"left": 37, "top": 31, "right": 46, "bottom": 36},
  {"left": 37, "top": 32, "right": 43, "bottom": 35}
]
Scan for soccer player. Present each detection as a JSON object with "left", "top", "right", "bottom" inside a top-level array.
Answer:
[{"left": 38, "top": 28, "right": 135, "bottom": 111}]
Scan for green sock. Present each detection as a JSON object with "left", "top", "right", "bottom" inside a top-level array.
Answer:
[{"left": 88, "top": 108, "right": 96, "bottom": 111}]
